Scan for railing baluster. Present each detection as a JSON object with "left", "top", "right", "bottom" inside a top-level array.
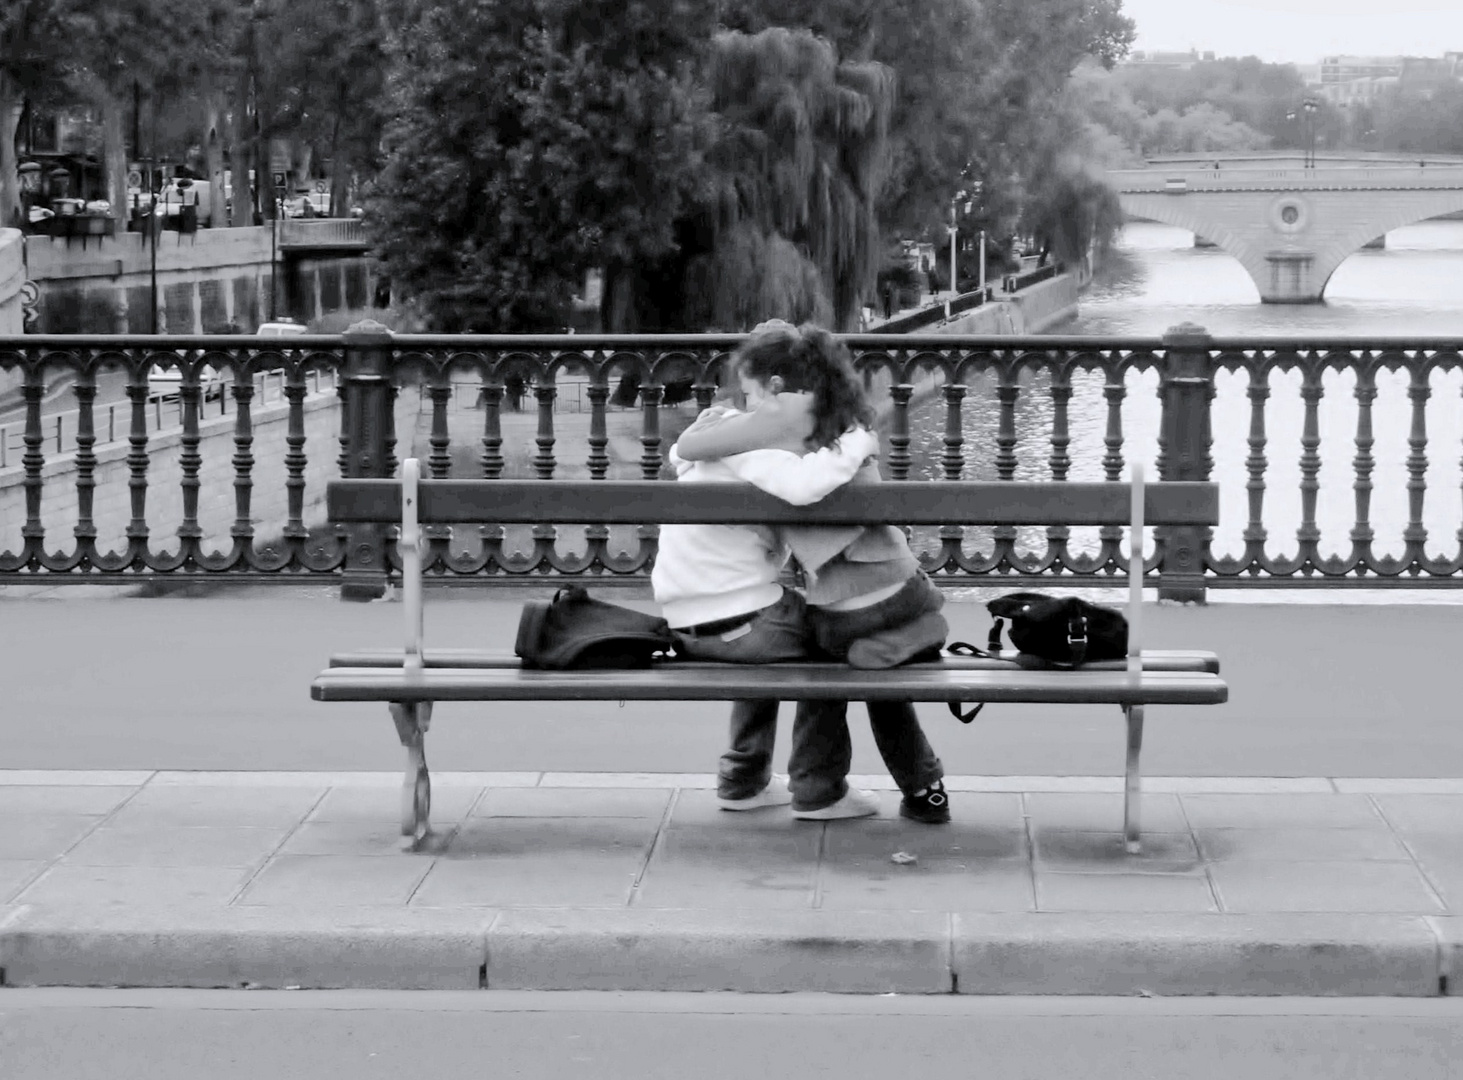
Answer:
[
  {"left": 638, "top": 381, "right": 663, "bottom": 479},
  {"left": 479, "top": 383, "right": 504, "bottom": 478},
  {"left": 1349, "top": 363, "right": 1376, "bottom": 567},
  {"left": 1099, "top": 366, "right": 1127, "bottom": 561},
  {"left": 177, "top": 367, "right": 204, "bottom": 558},
  {"left": 21, "top": 365, "right": 46, "bottom": 559},
  {"left": 283, "top": 367, "right": 309, "bottom": 545},
  {"left": 533, "top": 378, "right": 558, "bottom": 478},
  {"left": 991, "top": 364, "right": 1020, "bottom": 565},
  {"left": 125, "top": 368, "right": 152, "bottom": 555},
  {"left": 1296, "top": 360, "right": 1324, "bottom": 570},
  {"left": 1046, "top": 365, "right": 1072, "bottom": 556},
  {"left": 73, "top": 370, "right": 98, "bottom": 556},
  {"left": 887, "top": 383, "right": 913, "bottom": 480},
  {"left": 231, "top": 371, "right": 256, "bottom": 546},
  {"left": 1244, "top": 367, "right": 1271, "bottom": 567},
  {"left": 427, "top": 369, "right": 453, "bottom": 478},
  {"left": 940, "top": 382, "right": 965, "bottom": 479},
  {"left": 1403, "top": 362, "right": 1431, "bottom": 566},
  {"left": 586, "top": 378, "right": 610, "bottom": 480}
]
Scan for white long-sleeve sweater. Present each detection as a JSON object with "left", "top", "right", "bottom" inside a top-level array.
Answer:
[{"left": 650, "top": 427, "right": 878, "bottom": 629}]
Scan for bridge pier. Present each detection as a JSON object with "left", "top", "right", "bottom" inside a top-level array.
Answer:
[{"left": 1262, "top": 251, "right": 1322, "bottom": 303}]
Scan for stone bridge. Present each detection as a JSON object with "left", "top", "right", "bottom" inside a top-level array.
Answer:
[{"left": 1107, "top": 162, "right": 1463, "bottom": 302}]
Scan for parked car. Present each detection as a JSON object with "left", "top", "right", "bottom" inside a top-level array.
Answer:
[
  {"left": 257, "top": 319, "right": 307, "bottom": 337},
  {"left": 148, "top": 363, "right": 227, "bottom": 401}
]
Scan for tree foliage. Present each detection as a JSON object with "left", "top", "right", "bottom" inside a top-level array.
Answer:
[
  {"left": 367, "top": 0, "right": 712, "bottom": 331},
  {"left": 686, "top": 26, "right": 893, "bottom": 331}
]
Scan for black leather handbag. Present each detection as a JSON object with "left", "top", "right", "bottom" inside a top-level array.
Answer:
[
  {"left": 984, "top": 591, "right": 1129, "bottom": 666},
  {"left": 515, "top": 586, "right": 675, "bottom": 670},
  {"left": 943, "top": 592, "right": 1129, "bottom": 722}
]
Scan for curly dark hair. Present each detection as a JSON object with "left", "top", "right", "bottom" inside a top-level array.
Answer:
[{"left": 733, "top": 322, "right": 874, "bottom": 450}]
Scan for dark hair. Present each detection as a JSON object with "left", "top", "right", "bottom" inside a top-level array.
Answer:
[{"left": 733, "top": 322, "right": 874, "bottom": 450}]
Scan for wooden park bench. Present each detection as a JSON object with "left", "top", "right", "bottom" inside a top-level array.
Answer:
[{"left": 313, "top": 460, "right": 1227, "bottom": 852}]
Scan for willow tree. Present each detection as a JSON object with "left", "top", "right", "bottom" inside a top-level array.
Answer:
[{"left": 687, "top": 27, "right": 894, "bottom": 331}]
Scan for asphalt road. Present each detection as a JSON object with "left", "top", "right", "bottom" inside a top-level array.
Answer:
[
  {"left": 3, "top": 990, "right": 1460, "bottom": 1079},
  {"left": 2, "top": 590, "right": 1459, "bottom": 776}
]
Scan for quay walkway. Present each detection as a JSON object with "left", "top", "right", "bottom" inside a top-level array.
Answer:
[{"left": 0, "top": 587, "right": 1459, "bottom": 995}]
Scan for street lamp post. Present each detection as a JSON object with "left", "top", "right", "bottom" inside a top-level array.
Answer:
[{"left": 1302, "top": 97, "right": 1319, "bottom": 169}]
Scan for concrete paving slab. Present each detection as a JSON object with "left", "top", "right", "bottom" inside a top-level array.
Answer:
[
  {"left": 107, "top": 786, "right": 325, "bottom": 828},
  {"left": 1195, "top": 826, "right": 1413, "bottom": 863},
  {"left": 0, "top": 906, "right": 493, "bottom": 989},
  {"left": 60, "top": 825, "right": 289, "bottom": 867},
  {"left": 307, "top": 784, "right": 483, "bottom": 824},
  {"left": 150, "top": 770, "right": 542, "bottom": 788},
  {"left": 445, "top": 815, "right": 662, "bottom": 859},
  {"left": 484, "top": 908, "right": 952, "bottom": 993},
  {"left": 818, "top": 857, "right": 1034, "bottom": 913},
  {"left": 951, "top": 913, "right": 1443, "bottom": 995},
  {"left": 1024, "top": 791, "right": 1189, "bottom": 833},
  {"left": 1179, "top": 794, "right": 1385, "bottom": 829},
  {"left": 1335, "top": 779, "right": 1463, "bottom": 794},
  {"left": 633, "top": 825, "right": 820, "bottom": 910},
  {"left": 277, "top": 820, "right": 455, "bottom": 857},
  {"left": 1209, "top": 861, "right": 1447, "bottom": 914},
  {"left": 1032, "top": 829, "right": 1202, "bottom": 873},
  {"left": 824, "top": 816, "right": 1028, "bottom": 862},
  {"left": 15, "top": 865, "right": 253, "bottom": 908},
  {"left": 0, "top": 786, "right": 139, "bottom": 815},
  {"left": 1034, "top": 871, "right": 1219, "bottom": 913},
  {"left": 0, "top": 861, "right": 47, "bottom": 903},
  {"left": 411, "top": 851, "right": 643, "bottom": 908},
  {"left": 1372, "top": 794, "right": 1463, "bottom": 833},
  {"left": 0, "top": 771, "right": 155, "bottom": 786},
  {"left": 0, "top": 816, "right": 108, "bottom": 861},
  {"left": 235, "top": 854, "right": 434, "bottom": 907},
  {"left": 665, "top": 788, "right": 803, "bottom": 829},
  {"left": 470, "top": 786, "right": 672, "bottom": 818}
]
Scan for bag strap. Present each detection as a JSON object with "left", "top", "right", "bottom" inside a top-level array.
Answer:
[
  {"left": 1066, "top": 614, "right": 1088, "bottom": 666},
  {"left": 942, "top": 639, "right": 993, "bottom": 723}
]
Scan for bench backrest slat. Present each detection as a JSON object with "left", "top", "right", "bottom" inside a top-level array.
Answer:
[{"left": 328, "top": 479, "right": 1219, "bottom": 527}]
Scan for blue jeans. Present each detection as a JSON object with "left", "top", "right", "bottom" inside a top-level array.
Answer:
[
  {"left": 798, "top": 573, "right": 947, "bottom": 804},
  {"left": 672, "top": 589, "right": 851, "bottom": 806}
]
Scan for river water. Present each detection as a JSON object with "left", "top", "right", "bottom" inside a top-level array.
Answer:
[{"left": 906, "top": 222, "right": 1463, "bottom": 599}]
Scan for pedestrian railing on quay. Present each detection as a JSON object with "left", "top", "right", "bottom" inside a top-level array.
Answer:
[{"left": 3, "top": 323, "right": 1463, "bottom": 599}]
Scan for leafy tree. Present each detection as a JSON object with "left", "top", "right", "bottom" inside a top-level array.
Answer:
[
  {"left": 1, "top": 1, "right": 75, "bottom": 226},
  {"left": 683, "top": 27, "right": 894, "bottom": 332},
  {"left": 368, "top": 0, "right": 712, "bottom": 331}
]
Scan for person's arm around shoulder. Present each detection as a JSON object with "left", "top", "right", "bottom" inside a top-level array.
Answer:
[
  {"left": 717, "top": 427, "right": 880, "bottom": 506},
  {"left": 674, "top": 394, "right": 814, "bottom": 459}
]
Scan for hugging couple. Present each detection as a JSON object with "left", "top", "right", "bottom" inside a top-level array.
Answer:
[{"left": 650, "top": 321, "right": 952, "bottom": 824}]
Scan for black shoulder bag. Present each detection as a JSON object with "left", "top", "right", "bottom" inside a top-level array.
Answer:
[
  {"left": 944, "top": 592, "right": 1129, "bottom": 722},
  {"left": 515, "top": 586, "right": 675, "bottom": 670}
]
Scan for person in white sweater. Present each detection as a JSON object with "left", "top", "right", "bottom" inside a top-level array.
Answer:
[
  {"left": 651, "top": 425, "right": 878, "bottom": 814},
  {"left": 670, "top": 321, "right": 949, "bottom": 824}
]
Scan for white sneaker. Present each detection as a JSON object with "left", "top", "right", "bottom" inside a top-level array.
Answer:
[
  {"left": 717, "top": 775, "right": 793, "bottom": 811},
  {"left": 792, "top": 788, "right": 881, "bottom": 820}
]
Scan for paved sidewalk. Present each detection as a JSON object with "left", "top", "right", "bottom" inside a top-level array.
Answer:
[{"left": 1, "top": 770, "right": 1458, "bottom": 996}]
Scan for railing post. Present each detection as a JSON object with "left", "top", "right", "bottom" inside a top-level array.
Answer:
[
  {"left": 1157, "top": 322, "right": 1215, "bottom": 603},
  {"left": 339, "top": 319, "right": 396, "bottom": 601}
]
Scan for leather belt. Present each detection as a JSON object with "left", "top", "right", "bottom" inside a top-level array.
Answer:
[{"left": 679, "top": 610, "right": 760, "bottom": 637}]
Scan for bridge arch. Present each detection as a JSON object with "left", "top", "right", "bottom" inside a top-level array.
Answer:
[{"left": 1114, "top": 168, "right": 1463, "bottom": 302}]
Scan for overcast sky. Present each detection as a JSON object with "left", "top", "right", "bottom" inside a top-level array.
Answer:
[{"left": 1121, "top": 0, "right": 1463, "bottom": 65}]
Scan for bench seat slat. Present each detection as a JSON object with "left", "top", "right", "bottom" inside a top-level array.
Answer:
[
  {"left": 312, "top": 667, "right": 1227, "bottom": 706},
  {"left": 327, "top": 479, "right": 1220, "bottom": 527},
  {"left": 325, "top": 648, "right": 1220, "bottom": 675}
]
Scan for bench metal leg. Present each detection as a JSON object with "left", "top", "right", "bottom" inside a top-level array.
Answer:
[
  {"left": 389, "top": 701, "right": 433, "bottom": 851},
  {"left": 1123, "top": 704, "right": 1144, "bottom": 854}
]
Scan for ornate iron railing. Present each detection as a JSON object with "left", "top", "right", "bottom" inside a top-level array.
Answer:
[{"left": 3, "top": 324, "right": 1463, "bottom": 598}]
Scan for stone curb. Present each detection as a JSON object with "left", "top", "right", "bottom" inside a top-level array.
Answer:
[{"left": 0, "top": 906, "right": 1454, "bottom": 996}]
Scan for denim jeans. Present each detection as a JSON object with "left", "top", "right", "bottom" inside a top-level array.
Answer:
[
  {"left": 672, "top": 589, "right": 852, "bottom": 806},
  {"left": 799, "top": 573, "right": 947, "bottom": 803}
]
